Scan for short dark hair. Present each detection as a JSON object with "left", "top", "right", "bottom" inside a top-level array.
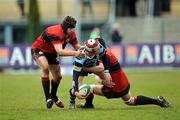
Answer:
[{"left": 61, "top": 16, "right": 77, "bottom": 31}]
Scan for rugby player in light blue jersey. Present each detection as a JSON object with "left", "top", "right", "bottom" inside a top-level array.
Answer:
[{"left": 69, "top": 38, "right": 112, "bottom": 109}]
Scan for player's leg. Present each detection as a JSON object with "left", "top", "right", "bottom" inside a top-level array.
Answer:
[
  {"left": 121, "top": 92, "right": 137, "bottom": 105},
  {"left": 31, "top": 49, "right": 52, "bottom": 108},
  {"left": 49, "top": 64, "right": 64, "bottom": 108},
  {"left": 77, "top": 84, "right": 104, "bottom": 109},
  {"left": 37, "top": 60, "right": 53, "bottom": 108},
  {"left": 69, "top": 69, "right": 89, "bottom": 110},
  {"left": 121, "top": 92, "right": 170, "bottom": 108},
  {"left": 37, "top": 56, "right": 52, "bottom": 108},
  {"left": 76, "top": 92, "right": 95, "bottom": 109},
  {"left": 69, "top": 87, "right": 76, "bottom": 110},
  {"left": 93, "top": 84, "right": 170, "bottom": 108},
  {"left": 69, "top": 75, "right": 86, "bottom": 110},
  {"left": 91, "top": 84, "right": 104, "bottom": 96},
  {"left": 80, "top": 84, "right": 99, "bottom": 108},
  {"left": 77, "top": 71, "right": 110, "bottom": 109}
]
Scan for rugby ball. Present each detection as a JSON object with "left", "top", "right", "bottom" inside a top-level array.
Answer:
[{"left": 79, "top": 84, "right": 91, "bottom": 97}]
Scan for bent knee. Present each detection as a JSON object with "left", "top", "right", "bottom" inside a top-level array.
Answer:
[
  {"left": 53, "top": 75, "right": 62, "bottom": 82},
  {"left": 41, "top": 65, "right": 49, "bottom": 74},
  {"left": 42, "top": 66, "right": 49, "bottom": 71},
  {"left": 124, "top": 96, "right": 137, "bottom": 106}
]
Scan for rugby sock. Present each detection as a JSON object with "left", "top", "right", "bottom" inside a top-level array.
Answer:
[
  {"left": 41, "top": 77, "right": 50, "bottom": 100},
  {"left": 69, "top": 88, "right": 76, "bottom": 103},
  {"left": 136, "top": 95, "right": 160, "bottom": 105},
  {"left": 51, "top": 80, "right": 60, "bottom": 99},
  {"left": 85, "top": 93, "right": 94, "bottom": 105}
]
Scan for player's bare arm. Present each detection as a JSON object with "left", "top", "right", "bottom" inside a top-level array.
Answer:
[
  {"left": 72, "top": 42, "right": 81, "bottom": 50},
  {"left": 83, "top": 62, "right": 104, "bottom": 73},
  {"left": 95, "top": 72, "right": 114, "bottom": 88},
  {"left": 54, "top": 44, "right": 83, "bottom": 57}
]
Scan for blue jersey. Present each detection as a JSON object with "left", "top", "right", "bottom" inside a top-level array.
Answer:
[{"left": 72, "top": 45, "right": 109, "bottom": 92}]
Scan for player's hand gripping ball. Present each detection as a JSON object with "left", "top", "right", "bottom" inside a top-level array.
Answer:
[{"left": 79, "top": 84, "right": 91, "bottom": 98}]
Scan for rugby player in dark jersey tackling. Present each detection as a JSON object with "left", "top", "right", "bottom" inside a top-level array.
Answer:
[
  {"left": 31, "top": 16, "right": 84, "bottom": 109},
  {"left": 69, "top": 38, "right": 170, "bottom": 110}
]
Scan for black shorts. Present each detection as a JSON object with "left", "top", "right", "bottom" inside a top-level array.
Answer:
[
  {"left": 102, "top": 84, "right": 130, "bottom": 99},
  {"left": 31, "top": 49, "right": 59, "bottom": 65}
]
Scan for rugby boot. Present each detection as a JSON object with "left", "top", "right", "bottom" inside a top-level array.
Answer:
[
  {"left": 46, "top": 98, "right": 53, "bottom": 109},
  {"left": 53, "top": 96, "right": 64, "bottom": 108},
  {"left": 157, "top": 96, "right": 170, "bottom": 108},
  {"left": 77, "top": 103, "right": 94, "bottom": 109}
]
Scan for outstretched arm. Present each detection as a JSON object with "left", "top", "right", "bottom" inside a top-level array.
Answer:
[
  {"left": 54, "top": 44, "right": 83, "bottom": 57},
  {"left": 72, "top": 42, "right": 81, "bottom": 50}
]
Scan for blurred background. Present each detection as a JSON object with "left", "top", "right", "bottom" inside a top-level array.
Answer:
[{"left": 0, "top": 0, "right": 180, "bottom": 73}]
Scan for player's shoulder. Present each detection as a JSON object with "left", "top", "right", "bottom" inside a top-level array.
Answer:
[
  {"left": 47, "top": 24, "right": 61, "bottom": 30},
  {"left": 46, "top": 24, "right": 63, "bottom": 36}
]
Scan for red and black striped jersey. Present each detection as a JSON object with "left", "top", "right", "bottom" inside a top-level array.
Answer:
[
  {"left": 105, "top": 49, "right": 129, "bottom": 92},
  {"left": 32, "top": 24, "right": 78, "bottom": 54},
  {"left": 105, "top": 49, "right": 121, "bottom": 73}
]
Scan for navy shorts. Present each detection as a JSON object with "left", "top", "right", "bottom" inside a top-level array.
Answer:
[{"left": 31, "top": 49, "right": 59, "bottom": 65}]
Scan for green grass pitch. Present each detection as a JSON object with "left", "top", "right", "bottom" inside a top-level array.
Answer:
[{"left": 0, "top": 69, "right": 180, "bottom": 120}]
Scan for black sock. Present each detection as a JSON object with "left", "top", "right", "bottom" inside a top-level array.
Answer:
[
  {"left": 69, "top": 88, "right": 76, "bottom": 103},
  {"left": 51, "top": 80, "right": 60, "bottom": 99},
  {"left": 85, "top": 93, "right": 94, "bottom": 105},
  {"left": 41, "top": 77, "right": 50, "bottom": 101},
  {"left": 136, "top": 95, "right": 160, "bottom": 106}
]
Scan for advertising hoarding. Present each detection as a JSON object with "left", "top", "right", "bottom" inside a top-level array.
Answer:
[{"left": 0, "top": 43, "right": 180, "bottom": 70}]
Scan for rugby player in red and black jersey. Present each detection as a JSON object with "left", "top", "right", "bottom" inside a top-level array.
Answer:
[
  {"left": 31, "top": 16, "right": 84, "bottom": 109},
  {"left": 71, "top": 38, "right": 170, "bottom": 109}
]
